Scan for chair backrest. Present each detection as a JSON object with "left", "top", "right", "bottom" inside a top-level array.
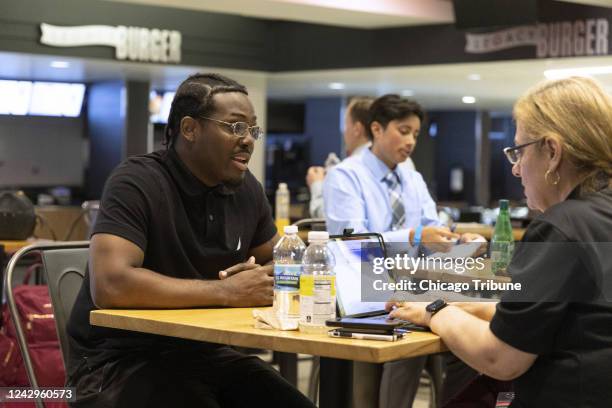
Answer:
[
  {"left": 4, "top": 241, "right": 88, "bottom": 405},
  {"left": 292, "top": 218, "right": 326, "bottom": 230},
  {"left": 292, "top": 218, "right": 326, "bottom": 244},
  {"left": 0, "top": 244, "right": 5, "bottom": 308},
  {"left": 40, "top": 244, "right": 89, "bottom": 362}
]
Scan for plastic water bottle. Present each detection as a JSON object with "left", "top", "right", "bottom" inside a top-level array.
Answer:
[
  {"left": 275, "top": 183, "right": 290, "bottom": 235},
  {"left": 491, "top": 199, "right": 515, "bottom": 276},
  {"left": 273, "top": 225, "right": 306, "bottom": 321},
  {"left": 299, "top": 231, "right": 336, "bottom": 333}
]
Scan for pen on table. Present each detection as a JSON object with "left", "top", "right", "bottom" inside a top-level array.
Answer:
[
  {"left": 450, "top": 224, "right": 461, "bottom": 244},
  {"left": 329, "top": 331, "right": 400, "bottom": 342}
]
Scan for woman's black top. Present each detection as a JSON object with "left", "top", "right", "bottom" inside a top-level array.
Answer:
[{"left": 490, "top": 187, "right": 612, "bottom": 408}]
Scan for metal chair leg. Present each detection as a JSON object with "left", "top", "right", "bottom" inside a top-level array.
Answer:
[
  {"left": 426, "top": 354, "right": 445, "bottom": 408},
  {"left": 307, "top": 356, "right": 320, "bottom": 403}
]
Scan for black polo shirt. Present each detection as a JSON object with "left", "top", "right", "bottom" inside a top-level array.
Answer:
[
  {"left": 66, "top": 148, "right": 276, "bottom": 372},
  {"left": 490, "top": 186, "right": 612, "bottom": 407}
]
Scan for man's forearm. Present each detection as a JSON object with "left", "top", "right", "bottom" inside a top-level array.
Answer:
[{"left": 92, "top": 266, "right": 229, "bottom": 309}]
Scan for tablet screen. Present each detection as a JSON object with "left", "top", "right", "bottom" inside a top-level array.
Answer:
[{"left": 328, "top": 235, "right": 389, "bottom": 317}]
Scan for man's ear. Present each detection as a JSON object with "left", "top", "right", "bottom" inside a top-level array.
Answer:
[
  {"left": 370, "top": 121, "right": 383, "bottom": 141},
  {"left": 355, "top": 122, "right": 367, "bottom": 139},
  {"left": 179, "top": 116, "right": 198, "bottom": 143}
]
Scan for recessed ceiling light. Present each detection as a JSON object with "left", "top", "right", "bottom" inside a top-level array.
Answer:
[
  {"left": 544, "top": 66, "right": 612, "bottom": 79},
  {"left": 401, "top": 89, "right": 415, "bottom": 96},
  {"left": 328, "top": 82, "right": 345, "bottom": 90},
  {"left": 50, "top": 61, "right": 70, "bottom": 69},
  {"left": 462, "top": 96, "right": 476, "bottom": 104},
  {"left": 468, "top": 74, "right": 481, "bottom": 81}
]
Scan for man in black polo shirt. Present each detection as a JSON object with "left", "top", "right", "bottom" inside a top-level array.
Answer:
[{"left": 66, "top": 73, "right": 314, "bottom": 407}]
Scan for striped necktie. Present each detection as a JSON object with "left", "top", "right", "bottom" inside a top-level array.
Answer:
[{"left": 383, "top": 171, "right": 406, "bottom": 230}]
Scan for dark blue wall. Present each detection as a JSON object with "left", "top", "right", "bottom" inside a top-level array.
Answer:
[
  {"left": 489, "top": 116, "right": 524, "bottom": 202},
  {"left": 305, "top": 98, "right": 343, "bottom": 167},
  {"left": 125, "top": 81, "right": 150, "bottom": 157},
  {"left": 411, "top": 119, "right": 437, "bottom": 198},
  {"left": 86, "top": 82, "right": 125, "bottom": 198},
  {"left": 430, "top": 111, "right": 477, "bottom": 204}
]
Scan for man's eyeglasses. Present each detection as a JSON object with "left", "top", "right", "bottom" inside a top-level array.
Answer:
[
  {"left": 503, "top": 139, "right": 542, "bottom": 165},
  {"left": 199, "top": 116, "right": 263, "bottom": 140}
]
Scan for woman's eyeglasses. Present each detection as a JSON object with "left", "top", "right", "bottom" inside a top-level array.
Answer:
[
  {"left": 503, "top": 139, "right": 542, "bottom": 164},
  {"left": 199, "top": 116, "right": 263, "bottom": 140}
]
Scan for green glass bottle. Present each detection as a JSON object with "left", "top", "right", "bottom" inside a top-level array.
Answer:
[{"left": 491, "top": 199, "right": 514, "bottom": 276}]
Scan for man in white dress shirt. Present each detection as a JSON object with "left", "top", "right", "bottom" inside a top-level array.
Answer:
[{"left": 306, "top": 97, "right": 415, "bottom": 219}]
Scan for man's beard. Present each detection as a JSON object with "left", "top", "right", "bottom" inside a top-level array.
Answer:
[{"left": 224, "top": 172, "right": 246, "bottom": 190}]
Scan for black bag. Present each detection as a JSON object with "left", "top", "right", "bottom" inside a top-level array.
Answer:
[{"left": 0, "top": 191, "right": 36, "bottom": 240}]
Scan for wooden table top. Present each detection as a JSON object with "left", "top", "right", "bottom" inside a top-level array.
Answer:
[
  {"left": 0, "top": 239, "right": 54, "bottom": 254},
  {"left": 91, "top": 307, "right": 445, "bottom": 363},
  {"left": 454, "top": 223, "right": 525, "bottom": 241}
]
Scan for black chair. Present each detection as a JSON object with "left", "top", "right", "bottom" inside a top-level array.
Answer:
[
  {"left": 292, "top": 217, "right": 326, "bottom": 232},
  {"left": 3, "top": 241, "right": 89, "bottom": 408},
  {"left": 0, "top": 244, "right": 5, "bottom": 308}
]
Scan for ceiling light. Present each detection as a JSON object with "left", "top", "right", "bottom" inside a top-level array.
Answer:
[
  {"left": 544, "top": 66, "right": 612, "bottom": 79},
  {"left": 468, "top": 74, "right": 481, "bottom": 81},
  {"left": 328, "top": 82, "right": 345, "bottom": 90},
  {"left": 462, "top": 96, "right": 476, "bottom": 104},
  {"left": 401, "top": 89, "right": 414, "bottom": 96},
  {"left": 50, "top": 61, "right": 70, "bottom": 69}
]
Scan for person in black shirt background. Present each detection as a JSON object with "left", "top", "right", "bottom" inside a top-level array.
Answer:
[
  {"left": 387, "top": 76, "right": 612, "bottom": 407},
  {"left": 66, "top": 73, "right": 315, "bottom": 407}
]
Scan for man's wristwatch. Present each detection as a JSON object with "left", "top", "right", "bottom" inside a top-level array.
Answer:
[{"left": 426, "top": 299, "right": 448, "bottom": 316}]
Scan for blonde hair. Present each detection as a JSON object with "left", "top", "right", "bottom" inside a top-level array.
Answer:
[{"left": 513, "top": 76, "right": 612, "bottom": 193}]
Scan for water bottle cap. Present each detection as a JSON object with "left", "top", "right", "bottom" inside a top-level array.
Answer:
[
  {"left": 308, "top": 231, "right": 329, "bottom": 241},
  {"left": 278, "top": 183, "right": 288, "bottom": 191},
  {"left": 283, "top": 225, "right": 298, "bottom": 234},
  {"left": 499, "top": 199, "right": 509, "bottom": 211}
]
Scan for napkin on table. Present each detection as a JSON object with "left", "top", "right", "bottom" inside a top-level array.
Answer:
[{"left": 252, "top": 309, "right": 298, "bottom": 330}]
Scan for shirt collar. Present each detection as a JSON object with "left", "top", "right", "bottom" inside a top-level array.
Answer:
[
  {"left": 567, "top": 185, "right": 581, "bottom": 200},
  {"left": 163, "top": 148, "right": 234, "bottom": 197},
  {"left": 352, "top": 142, "right": 370, "bottom": 156},
  {"left": 568, "top": 172, "right": 611, "bottom": 200},
  {"left": 362, "top": 147, "right": 402, "bottom": 186}
]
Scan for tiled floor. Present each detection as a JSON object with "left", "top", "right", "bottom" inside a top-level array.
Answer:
[{"left": 267, "top": 352, "right": 432, "bottom": 407}]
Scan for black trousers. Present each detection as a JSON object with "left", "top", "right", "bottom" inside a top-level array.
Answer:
[{"left": 68, "top": 346, "right": 315, "bottom": 408}]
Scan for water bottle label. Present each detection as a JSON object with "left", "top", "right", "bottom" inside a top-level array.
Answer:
[
  {"left": 274, "top": 264, "right": 301, "bottom": 290},
  {"left": 300, "top": 275, "right": 336, "bottom": 325},
  {"left": 314, "top": 277, "right": 336, "bottom": 323},
  {"left": 300, "top": 295, "right": 313, "bottom": 323},
  {"left": 314, "top": 275, "right": 336, "bottom": 296},
  {"left": 300, "top": 274, "right": 314, "bottom": 296},
  {"left": 299, "top": 275, "right": 335, "bottom": 296}
]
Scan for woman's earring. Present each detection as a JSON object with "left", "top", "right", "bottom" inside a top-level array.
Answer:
[{"left": 545, "top": 169, "right": 560, "bottom": 185}]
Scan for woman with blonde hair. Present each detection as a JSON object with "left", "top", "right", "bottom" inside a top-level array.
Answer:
[{"left": 388, "top": 76, "right": 612, "bottom": 407}]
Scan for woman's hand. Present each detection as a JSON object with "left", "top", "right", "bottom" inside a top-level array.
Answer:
[
  {"left": 385, "top": 301, "right": 433, "bottom": 327},
  {"left": 453, "top": 302, "right": 498, "bottom": 321}
]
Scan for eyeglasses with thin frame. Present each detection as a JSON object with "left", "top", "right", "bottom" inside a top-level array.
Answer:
[
  {"left": 199, "top": 116, "right": 263, "bottom": 140},
  {"left": 503, "top": 139, "right": 542, "bottom": 165}
]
